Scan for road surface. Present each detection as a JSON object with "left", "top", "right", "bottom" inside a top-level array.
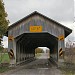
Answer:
[{"left": 3, "top": 53, "right": 63, "bottom": 75}]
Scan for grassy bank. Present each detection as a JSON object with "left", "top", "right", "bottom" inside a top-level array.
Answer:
[
  {"left": 0, "top": 53, "right": 10, "bottom": 63},
  {"left": 0, "top": 53, "right": 10, "bottom": 73},
  {"left": 0, "top": 66, "right": 10, "bottom": 73},
  {"left": 59, "top": 63, "right": 75, "bottom": 75}
]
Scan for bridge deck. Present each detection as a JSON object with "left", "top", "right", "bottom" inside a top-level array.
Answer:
[{"left": 7, "top": 58, "right": 62, "bottom": 75}]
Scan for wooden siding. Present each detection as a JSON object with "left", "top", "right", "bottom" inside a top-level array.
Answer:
[{"left": 8, "top": 15, "right": 64, "bottom": 38}]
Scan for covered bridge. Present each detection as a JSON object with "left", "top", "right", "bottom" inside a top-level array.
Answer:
[{"left": 7, "top": 11, "right": 72, "bottom": 65}]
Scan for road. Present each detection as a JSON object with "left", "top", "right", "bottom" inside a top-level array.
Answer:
[
  {"left": 4, "top": 53, "right": 63, "bottom": 75},
  {"left": 7, "top": 60, "right": 62, "bottom": 75}
]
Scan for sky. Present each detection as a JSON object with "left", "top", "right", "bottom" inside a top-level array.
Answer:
[
  {"left": 2, "top": 0, "right": 74, "bottom": 48},
  {"left": 39, "top": 47, "right": 50, "bottom": 52}
]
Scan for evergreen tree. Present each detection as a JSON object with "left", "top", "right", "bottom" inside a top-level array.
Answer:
[
  {"left": 0, "top": 0, "right": 9, "bottom": 45},
  {"left": 0, "top": 0, "right": 9, "bottom": 36}
]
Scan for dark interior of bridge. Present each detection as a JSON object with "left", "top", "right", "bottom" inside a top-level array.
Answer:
[{"left": 16, "top": 33, "right": 58, "bottom": 63}]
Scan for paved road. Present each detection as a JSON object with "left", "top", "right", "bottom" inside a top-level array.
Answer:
[{"left": 3, "top": 53, "right": 63, "bottom": 75}]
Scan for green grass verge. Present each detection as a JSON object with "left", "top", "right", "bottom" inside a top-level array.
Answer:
[
  {"left": 0, "top": 53, "right": 10, "bottom": 63},
  {"left": 59, "top": 63, "right": 75, "bottom": 75},
  {"left": 60, "top": 68, "right": 75, "bottom": 75}
]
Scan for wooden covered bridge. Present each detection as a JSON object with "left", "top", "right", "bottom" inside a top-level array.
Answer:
[{"left": 7, "top": 11, "right": 72, "bottom": 65}]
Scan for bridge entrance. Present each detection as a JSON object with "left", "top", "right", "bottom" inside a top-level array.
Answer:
[
  {"left": 35, "top": 47, "right": 50, "bottom": 59},
  {"left": 16, "top": 33, "right": 58, "bottom": 64}
]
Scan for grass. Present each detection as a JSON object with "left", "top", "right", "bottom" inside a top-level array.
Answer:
[
  {"left": 0, "top": 53, "right": 10, "bottom": 73},
  {"left": 59, "top": 62, "right": 75, "bottom": 75},
  {"left": 0, "top": 66, "right": 10, "bottom": 73},
  {"left": 0, "top": 53, "right": 10, "bottom": 64},
  {"left": 61, "top": 68, "right": 75, "bottom": 75}
]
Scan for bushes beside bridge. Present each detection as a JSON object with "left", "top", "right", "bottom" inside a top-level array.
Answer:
[
  {"left": 35, "top": 48, "right": 44, "bottom": 54},
  {"left": 65, "top": 47, "right": 75, "bottom": 64}
]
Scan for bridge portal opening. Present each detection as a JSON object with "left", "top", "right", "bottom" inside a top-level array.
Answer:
[
  {"left": 35, "top": 47, "right": 50, "bottom": 59},
  {"left": 16, "top": 32, "right": 58, "bottom": 64}
]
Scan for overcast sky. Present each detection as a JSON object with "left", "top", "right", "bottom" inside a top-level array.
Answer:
[{"left": 2, "top": 0, "right": 74, "bottom": 48}]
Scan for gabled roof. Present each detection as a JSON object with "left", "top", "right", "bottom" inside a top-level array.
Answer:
[{"left": 8, "top": 11, "right": 72, "bottom": 37}]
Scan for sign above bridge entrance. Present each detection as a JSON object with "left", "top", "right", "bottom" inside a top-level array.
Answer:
[
  {"left": 8, "top": 36, "right": 14, "bottom": 41},
  {"left": 58, "top": 35, "right": 64, "bottom": 41},
  {"left": 30, "top": 26, "right": 42, "bottom": 32}
]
